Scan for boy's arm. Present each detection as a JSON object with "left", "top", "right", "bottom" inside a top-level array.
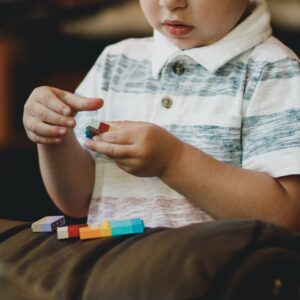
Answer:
[
  {"left": 22, "top": 86, "right": 102, "bottom": 218},
  {"left": 38, "top": 129, "right": 95, "bottom": 218},
  {"left": 160, "top": 143, "right": 300, "bottom": 231},
  {"left": 23, "top": 86, "right": 103, "bottom": 217},
  {"left": 86, "top": 121, "right": 300, "bottom": 230},
  {"left": 161, "top": 58, "right": 300, "bottom": 230}
]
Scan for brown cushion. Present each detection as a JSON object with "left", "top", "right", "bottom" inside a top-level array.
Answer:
[
  {"left": 0, "top": 219, "right": 299, "bottom": 300},
  {"left": 0, "top": 261, "right": 53, "bottom": 300},
  {"left": 220, "top": 247, "right": 300, "bottom": 300}
]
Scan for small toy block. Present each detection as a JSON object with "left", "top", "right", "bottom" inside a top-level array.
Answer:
[
  {"left": 98, "top": 122, "right": 110, "bottom": 133},
  {"left": 85, "top": 119, "right": 110, "bottom": 139},
  {"left": 85, "top": 127, "right": 98, "bottom": 139},
  {"left": 110, "top": 219, "right": 134, "bottom": 236},
  {"left": 57, "top": 226, "right": 69, "bottom": 240},
  {"left": 79, "top": 225, "right": 102, "bottom": 240},
  {"left": 85, "top": 119, "right": 100, "bottom": 138},
  {"left": 100, "top": 219, "right": 112, "bottom": 237},
  {"left": 68, "top": 224, "right": 87, "bottom": 238},
  {"left": 85, "top": 129, "right": 93, "bottom": 139},
  {"left": 31, "top": 216, "right": 65, "bottom": 233},
  {"left": 131, "top": 218, "right": 145, "bottom": 233},
  {"left": 90, "top": 119, "right": 100, "bottom": 129},
  {"left": 86, "top": 126, "right": 98, "bottom": 134}
]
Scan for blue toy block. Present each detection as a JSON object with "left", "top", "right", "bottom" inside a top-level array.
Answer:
[
  {"left": 110, "top": 218, "right": 144, "bottom": 236},
  {"left": 110, "top": 220, "right": 134, "bottom": 236},
  {"left": 131, "top": 218, "right": 144, "bottom": 233}
]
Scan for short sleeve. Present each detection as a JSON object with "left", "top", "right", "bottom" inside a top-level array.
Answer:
[{"left": 242, "top": 58, "right": 300, "bottom": 177}]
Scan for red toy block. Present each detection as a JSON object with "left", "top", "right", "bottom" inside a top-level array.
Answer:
[
  {"left": 68, "top": 225, "right": 87, "bottom": 238},
  {"left": 98, "top": 122, "right": 110, "bottom": 133}
]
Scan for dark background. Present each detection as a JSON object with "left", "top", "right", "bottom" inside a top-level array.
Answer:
[{"left": 0, "top": 0, "right": 135, "bottom": 223}]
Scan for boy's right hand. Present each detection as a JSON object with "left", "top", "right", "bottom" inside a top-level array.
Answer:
[{"left": 23, "top": 86, "right": 103, "bottom": 145}]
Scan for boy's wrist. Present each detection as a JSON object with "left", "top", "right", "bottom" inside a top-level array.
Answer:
[{"left": 159, "top": 141, "right": 186, "bottom": 183}]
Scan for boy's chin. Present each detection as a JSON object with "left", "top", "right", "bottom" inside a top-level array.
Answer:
[{"left": 168, "top": 38, "right": 203, "bottom": 50}]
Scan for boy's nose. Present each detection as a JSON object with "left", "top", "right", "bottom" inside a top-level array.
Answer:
[{"left": 159, "top": 0, "right": 187, "bottom": 10}]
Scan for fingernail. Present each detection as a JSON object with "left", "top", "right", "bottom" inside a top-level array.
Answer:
[
  {"left": 93, "top": 136, "right": 100, "bottom": 141},
  {"left": 54, "top": 138, "right": 61, "bottom": 144},
  {"left": 63, "top": 108, "right": 71, "bottom": 116},
  {"left": 84, "top": 140, "right": 93, "bottom": 147},
  {"left": 67, "top": 119, "right": 74, "bottom": 127}
]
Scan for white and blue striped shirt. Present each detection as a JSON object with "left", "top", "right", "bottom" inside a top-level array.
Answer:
[{"left": 75, "top": 0, "right": 300, "bottom": 228}]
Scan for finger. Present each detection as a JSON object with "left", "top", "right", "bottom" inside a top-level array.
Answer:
[
  {"left": 107, "top": 120, "right": 132, "bottom": 127},
  {"left": 95, "top": 129, "right": 134, "bottom": 145},
  {"left": 32, "top": 87, "right": 74, "bottom": 116},
  {"left": 114, "top": 158, "right": 137, "bottom": 170},
  {"left": 107, "top": 120, "right": 140, "bottom": 129},
  {"left": 52, "top": 88, "right": 104, "bottom": 113},
  {"left": 26, "top": 115, "right": 68, "bottom": 137},
  {"left": 96, "top": 122, "right": 143, "bottom": 144},
  {"left": 27, "top": 131, "right": 64, "bottom": 145},
  {"left": 30, "top": 102, "right": 75, "bottom": 128},
  {"left": 84, "top": 139, "right": 135, "bottom": 159}
]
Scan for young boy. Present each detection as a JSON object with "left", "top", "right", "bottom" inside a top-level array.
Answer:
[{"left": 23, "top": 0, "right": 300, "bottom": 229}]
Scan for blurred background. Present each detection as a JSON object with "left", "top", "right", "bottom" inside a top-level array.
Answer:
[{"left": 0, "top": 0, "right": 299, "bottom": 222}]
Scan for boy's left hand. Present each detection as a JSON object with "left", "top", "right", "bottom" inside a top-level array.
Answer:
[{"left": 84, "top": 121, "right": 184, "bottom": 177}]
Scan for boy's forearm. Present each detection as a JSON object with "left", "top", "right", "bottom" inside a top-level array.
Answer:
[
  {"left": 37, "top": 129, "right": 94, "bottom": 218},
  {"left": 160, "top": 143, "right": 300, "bottom": 230}
]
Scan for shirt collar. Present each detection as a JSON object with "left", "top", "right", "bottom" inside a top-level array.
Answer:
[{"left": 152, "top": 0, "right": 272, "bottom": 79}]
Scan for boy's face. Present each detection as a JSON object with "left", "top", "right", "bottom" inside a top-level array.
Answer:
[{"left": 140, "top": 0, "right": 250, "bottom": 49}]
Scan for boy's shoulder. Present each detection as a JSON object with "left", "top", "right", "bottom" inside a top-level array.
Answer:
[
  {"left": 103, "top": 36, "right": 154, "bottom": 59},
  {"left": 249, "top": 36, "right": 299, "bottom": 64}
]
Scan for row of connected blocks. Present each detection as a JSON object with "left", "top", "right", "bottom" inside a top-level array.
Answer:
[{"left": 31, "top": 216, "right": 145, "bottom": 240}]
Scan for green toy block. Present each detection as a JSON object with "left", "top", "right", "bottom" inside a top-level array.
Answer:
[{"left": 85, "top": 129, "right": 93, "bottom": 139}]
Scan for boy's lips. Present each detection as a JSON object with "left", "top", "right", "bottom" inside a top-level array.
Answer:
[{"left": 163, "top": 20, "right": 194, "bottom": 37}]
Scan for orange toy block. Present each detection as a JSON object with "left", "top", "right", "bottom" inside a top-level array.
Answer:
[{"left": 79, "top": 225, "right": 102, "bottom": 240}]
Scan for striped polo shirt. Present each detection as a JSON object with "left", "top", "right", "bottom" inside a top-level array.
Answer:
[{"left": 75, "top": 0, "right": 300, "bottom": 228}]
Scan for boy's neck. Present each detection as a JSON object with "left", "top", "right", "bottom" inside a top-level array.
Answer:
[{"left": 239, "top": 1, "right": 256, "bottom": 25}]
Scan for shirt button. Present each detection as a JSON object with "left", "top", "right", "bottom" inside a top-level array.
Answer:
[
  {"left": 161, "top": 97, "right": 173, "bottom": 109},
  {"left": 172, "top": 61, "right": 185, "bottom": 75}
]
